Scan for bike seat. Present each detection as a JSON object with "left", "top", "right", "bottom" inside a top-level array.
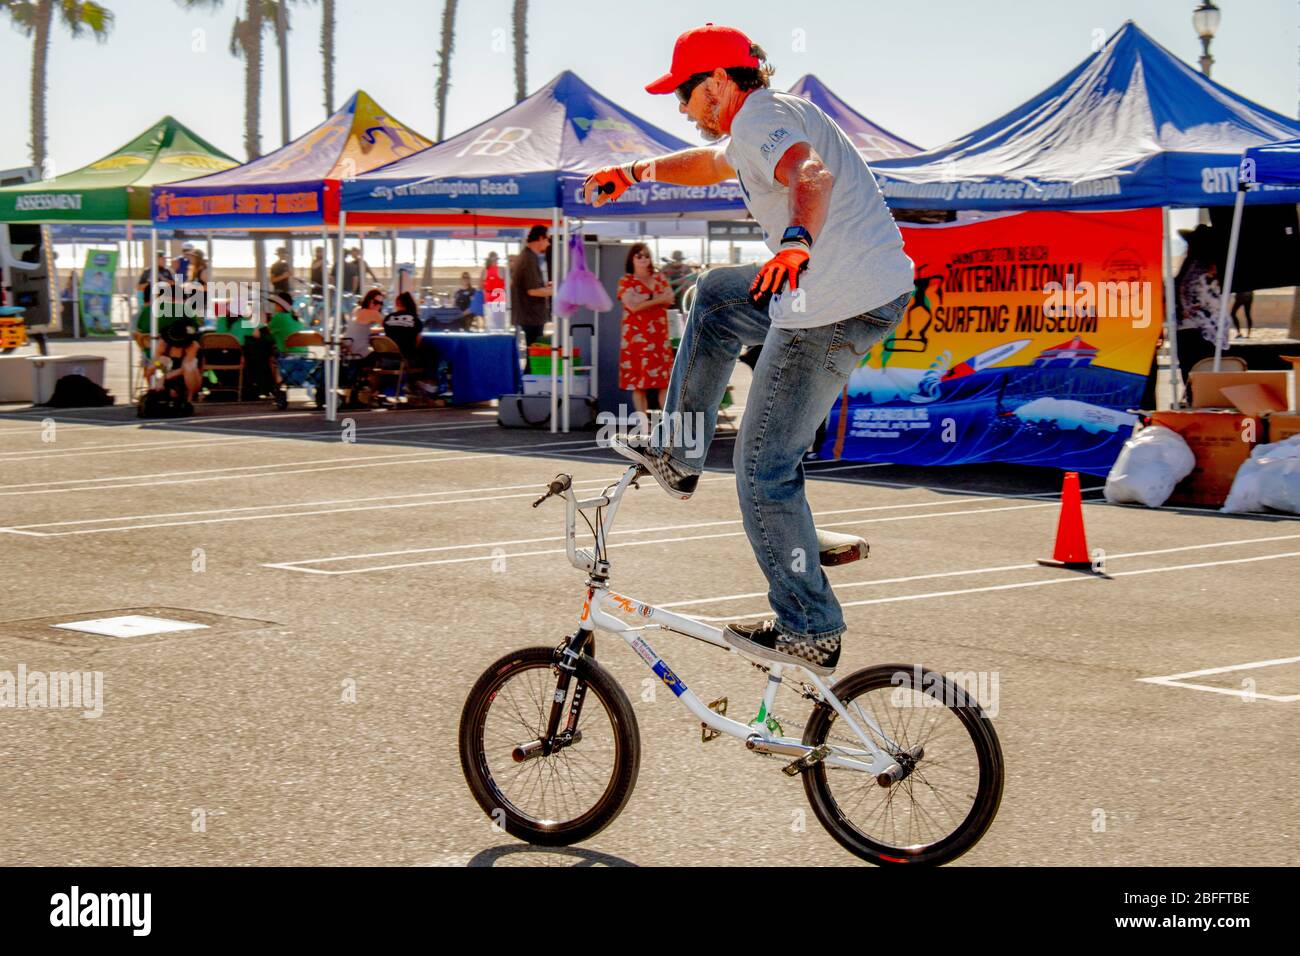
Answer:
[{"left": 817, "top": 529, "right": 869, "bottom": 566}]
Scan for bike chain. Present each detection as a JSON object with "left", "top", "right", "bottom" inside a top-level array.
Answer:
[{"left": 744, "top": 662, "right": 868, "bottom": 750}]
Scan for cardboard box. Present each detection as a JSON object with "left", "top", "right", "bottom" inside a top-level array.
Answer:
[
  {"left": 1151, "top": 409, "right": 1259, "bottom": 508},
  {"left": 1188, "top": 370, "right": 1288, "bottom": 410},
  {"left": 1265, "top": 412, "right": 1300, "bottom": 445}
]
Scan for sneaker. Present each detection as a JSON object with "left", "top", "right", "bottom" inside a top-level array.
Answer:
[
  {"left": 610, "top": 433, "right": 700, "bottom": 500},
  {"left": 723, "top": 619, "right": 841, "bottom": 676}
]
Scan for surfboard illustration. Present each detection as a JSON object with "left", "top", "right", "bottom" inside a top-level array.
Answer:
[{"left": 940, "top": 339, "right": 1033, "bottom": 382}]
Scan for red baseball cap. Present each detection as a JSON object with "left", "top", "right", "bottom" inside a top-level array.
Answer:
[{"left": 646, "top": 23, "right": 760, "bottom": 95}]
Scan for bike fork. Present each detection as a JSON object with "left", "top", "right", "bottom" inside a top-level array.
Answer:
[{"left": 540, "top": 629, "right": 595, "bottom": 753}]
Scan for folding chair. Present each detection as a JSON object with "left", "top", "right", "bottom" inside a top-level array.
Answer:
[
  {"left": 1188, "top": 356, "right": 1247, "bottom": 375},
  {"left": 367, "top": 336, "right": 407, "bottom": 402},
  {"left": 199, "top": 332, "right": 244, "bottom": 401},
  {"left": 280, "top": 331, "right": 327, "bottom": 406}
]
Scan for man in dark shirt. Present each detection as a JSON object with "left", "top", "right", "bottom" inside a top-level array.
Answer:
[
  {"left": 510, "top": 225, "right": 552, "bottom": 347},
  {"left": 270, "top": 247, "right": 293, "bottom": 299},
  {"left": 137, "top": 253, "right": 175, "bottom": 305}
]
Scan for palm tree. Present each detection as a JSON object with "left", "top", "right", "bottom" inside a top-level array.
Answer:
[
  {"left": 320, "top": 0, "right": 334, "bottom": 115},
  {"left": 231, "top": 1, "right": 264, "bottom": 160},
  {"left": 176, "top": 0, "right": 262, "bottom": 160},
  {"left": 434, "top": 0, "right": 457, "bottom": 141},
  {"left": 2, "top": 0, "right": 115, "bottom": 172},
  {"left": 512, "top": 0, "right": 527, "bottom": 102}
]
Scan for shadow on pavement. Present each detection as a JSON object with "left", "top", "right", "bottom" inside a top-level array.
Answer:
[{"left": 465, "top": 844, "right": 636, "bottom": 868}]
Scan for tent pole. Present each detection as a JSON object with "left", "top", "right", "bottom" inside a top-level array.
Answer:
[
  {"left": 149, "top": 228, "right": 159, "bottom": 363},
  {"left": 1212, "top": 181, "right": 1248, "bottom": 372},
  {"left": 1162, "top": 208, "right": 1181, "bottom": 408},
  {"left": 320, "top": 223, "right": 329, "bottom": 331},
  {"left": 550, "top": 208, "right": 559, "bottom": 434},
  {"left": 561, "top": 216, "right": 571, "bottom": 433},
  {"left": 71, "top": 270, "right": 81, "bottom": 339},
  {"left": 329, "top": 212, "right": 347, "bottom": 423},
  {"left": 320, "top": 222, "right": 330, "bottom": 411}
]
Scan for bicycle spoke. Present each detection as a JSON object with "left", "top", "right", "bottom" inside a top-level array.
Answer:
[
  {"left": 817, "top": 683, "right": 984, "bottom": 855},
  {"left": 479, "top": 663, "right": 619, "bottom": 829}
]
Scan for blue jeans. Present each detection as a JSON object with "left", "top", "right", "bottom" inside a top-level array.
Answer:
[{"left": 653, "top": 264, "right": 909, "bottom": 641}]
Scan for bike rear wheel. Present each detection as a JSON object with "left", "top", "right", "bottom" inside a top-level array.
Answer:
[
  {"left": 458, "top": 646, "right": 640, "bottom": 846},
  {"left": 801, "top": 663, "right": 1004, "bottom": 865}
]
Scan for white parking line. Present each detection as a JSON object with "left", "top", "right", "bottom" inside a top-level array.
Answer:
[
  {"left": 0, "top": 474, "right": 736, "bottom": 536},
  {"left": 0, "top": 436, "right": 606, "bottom": 497},
  {"left": 680, "top": 550, "right": 1300, "bottom": 621},
  {"left": 1138, "top": 656, "right": 1300, "bottom": 702},
  {"left": 264, "top": 500, "right": 1071, "bottom": 574},
  {"left": 0, "top": 420, "right": 496, "bottom": 462},
  {"left": 661, "top": 532, "right": 1300, "bottom": 609}
]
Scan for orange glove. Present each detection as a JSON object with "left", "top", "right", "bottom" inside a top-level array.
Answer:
[
  {"left": 582, "top": 163, "right": 640, "bottom": 207},
  {"left": 749, "top": 245, "right": 810, "bottom": 310}
]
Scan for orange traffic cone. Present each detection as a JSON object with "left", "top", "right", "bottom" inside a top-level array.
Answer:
[{"left": 1037, "top": 471, "right": 1095, "bottom": 571}]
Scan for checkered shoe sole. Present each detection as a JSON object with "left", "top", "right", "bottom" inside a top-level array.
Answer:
[
  {"left": 610, "top": 436, "right": 698, "bottom": 500},
  {"left": 723, "top": 628, "right": 841, "bottom": 676}
]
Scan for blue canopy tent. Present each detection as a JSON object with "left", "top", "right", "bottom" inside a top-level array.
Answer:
[
  {"left": 866, "top": 20, "right": 1300, "bottom": 406},
  {"left": 787, "top": 75, "right": 921, "bottom": 162},
  {"left": 1247, "top": 137, "right": 1300, "bottom": 187},
  {"left": 1212, "top": 136, "right": 1300, "bottom": 368},
  {"left": 340, "top": 70, "right": 749, "bottom": 429},
  {"left": 340, "top": 70, "right": 746, "bottom": 223},
  {"left": 870, "top": 21, "right": 1300, "bottom": 212}
]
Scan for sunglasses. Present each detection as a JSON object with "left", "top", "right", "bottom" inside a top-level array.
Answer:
[{"left": 675, "top": 72, "right": 711, "bottom": 106}]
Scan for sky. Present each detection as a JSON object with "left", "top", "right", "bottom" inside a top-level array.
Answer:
[{"left": 1, "top": 0, "right": 1297, "bottom": 266}]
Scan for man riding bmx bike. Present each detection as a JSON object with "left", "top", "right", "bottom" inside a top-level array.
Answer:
[{"left": 583, "top": 23, "right": 914, "bottom": 676}]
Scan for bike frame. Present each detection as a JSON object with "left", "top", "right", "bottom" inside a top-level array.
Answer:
[{"left": 554, "top": 465, "right": 906, "bottom": 778}]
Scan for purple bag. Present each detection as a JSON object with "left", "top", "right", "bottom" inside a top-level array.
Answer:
[{"left": 556, "top": 233, "right": 613, "bottom": 318}]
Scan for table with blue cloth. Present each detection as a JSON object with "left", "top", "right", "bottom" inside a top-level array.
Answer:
[
  {"left": 420, "top": 306, "right": 470, "bottom": 328},
  {"left": 417, "top": 331, "right": 522, "bottom": 405}
]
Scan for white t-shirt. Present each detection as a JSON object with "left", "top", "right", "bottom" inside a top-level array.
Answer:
[
  {"left": 342, "top": 317, "right": 375, "bottom": 358},
  {"left": 724, "top": 89, "right": 915, "bottom": 329}
]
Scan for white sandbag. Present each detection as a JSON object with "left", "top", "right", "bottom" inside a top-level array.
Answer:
[
  {"left": 1222, "top": 456, "right": 1266, "bottom": 513},
  {"left": 1251, "top": 434, "right": 1300, "bottom": 461},
  {"left": 1223, "top": 437, "right": 1300, "bottom": 513},
  {"left": 1104, "top": 425, "right": 1196, "bottom": 508}
]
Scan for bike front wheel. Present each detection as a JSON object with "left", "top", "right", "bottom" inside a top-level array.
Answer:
[
  {"left": 458, "top": 645, "right": 640, "bottom": 847},
  {"left": 801, "top": 663, "right": 1004, "bottom": 866}
]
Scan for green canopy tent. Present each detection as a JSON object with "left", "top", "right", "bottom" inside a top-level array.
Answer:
[
  {"left": 0, "top": 115, "right": 237, "bottom": 223},
  {"left": 0, "top": 116, "right": 236, "bottom": 360}
]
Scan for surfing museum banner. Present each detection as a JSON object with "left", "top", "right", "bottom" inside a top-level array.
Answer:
[{"left": 824, "top": 208, "right": 1163, "bottom": 475}]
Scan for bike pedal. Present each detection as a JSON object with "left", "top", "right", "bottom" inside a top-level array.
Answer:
[
  {"left": 700, "top": 697, "right": 728, "bottom": 742},
  {"left": 782, "top": 744, "right": 830, "bottom": 777}
]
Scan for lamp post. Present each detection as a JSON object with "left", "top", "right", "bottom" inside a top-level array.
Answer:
[
  {"left": 1193, "top": 1, "right": 1221, "bottom": 77},
  {"left": 1193, "top": 2, "right": 1222, "bottom": 227}
]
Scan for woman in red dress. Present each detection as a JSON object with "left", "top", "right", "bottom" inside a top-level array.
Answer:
[{"left": 617, "top": 243, "right": 676, "bottom": 419}]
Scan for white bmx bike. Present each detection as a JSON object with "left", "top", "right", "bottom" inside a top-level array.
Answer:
[{"left": 458, "top": 465, "right": 1005, "bottom": 865}]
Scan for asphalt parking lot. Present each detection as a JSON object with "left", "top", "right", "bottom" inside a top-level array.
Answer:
[{"left": 1, "top": 378, "right": 1297, "bottom": 867}]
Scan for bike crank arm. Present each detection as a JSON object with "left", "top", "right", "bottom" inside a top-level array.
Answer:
[{"left": 746, "top": 735, "right": 876, "bottom": 775}]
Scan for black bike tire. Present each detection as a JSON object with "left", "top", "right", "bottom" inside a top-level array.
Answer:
[
  {"left": 800, "top": 663, "right": 1004, "bottom": 866},
  {"left": 458, "top": 646, "right": 640, "bottom": 847}
]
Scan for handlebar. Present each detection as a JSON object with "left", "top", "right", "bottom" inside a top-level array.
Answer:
[
  {"left": 531, "top": 465, "right": 644, "bottom": 574},
  {"left": 532, "top": 473, "right": 572, "bottom": 508}
]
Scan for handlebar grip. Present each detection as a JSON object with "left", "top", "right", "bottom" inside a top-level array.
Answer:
[{"left": 599, "top": 181, "right": 616, "bottom": 195}]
